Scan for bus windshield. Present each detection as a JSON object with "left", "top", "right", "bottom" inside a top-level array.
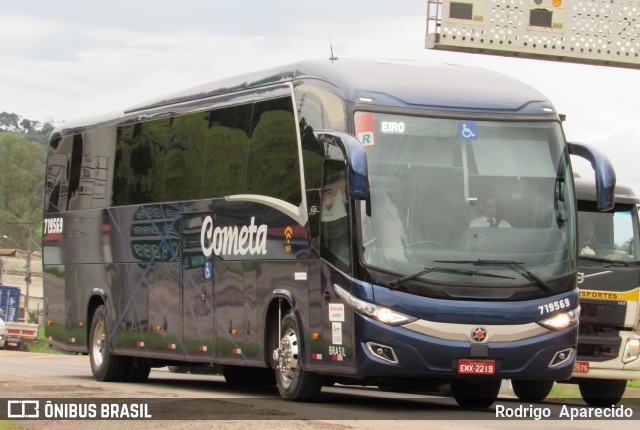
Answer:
[
  {"left": 578, "top": 204, "right": 640, "bottom": 263},
  {"left": 356, "top": 112, "right": 575, "bottom": 287}
]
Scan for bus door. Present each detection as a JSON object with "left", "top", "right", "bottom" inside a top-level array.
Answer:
[
  {"left": 319, "top": 161, "right": 355, "bottom": 366},
  {"left": 207, "top": 201, "right": 257, "bottom": 365},
  {"left": 132, "top": 204, "right": 183, "bottom": 357},
  {"left": 182, "top": 212, "right": 215, "bottom": 359}
]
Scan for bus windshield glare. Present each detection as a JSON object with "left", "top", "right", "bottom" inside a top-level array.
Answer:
[{"left": 356, "top": 112, "right": 575, "bottom": 287}]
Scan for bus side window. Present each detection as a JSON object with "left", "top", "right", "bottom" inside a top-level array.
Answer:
[
  {"left": 246, "top": 97, "right": 302, "bottom": 206},
  {"left": 320, "top": 161, "right": 351, "bottom": 271},
  {"left": 45, "top": 135, "right": 65, "bottom": 213},
  {"left": 126, "top": 119, "right": 169, "bottom": 205},
  {"left": 65, "top": 134, "right": 85, "bottom": 211},
  {"left": 164, "top": 113, "right": 207, "bottom": 202},
  {"left": 113, "top": 125, "right": 133, "bottom": 206},
  {"left": 203, "top": 103, "right": 252, "bottom": 198}
]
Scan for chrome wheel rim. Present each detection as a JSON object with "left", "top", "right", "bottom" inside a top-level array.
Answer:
[
  {"left": 91, "top": 320, "right": 105, "bottom": 368},
  {"left": 277, "top": 327, "right": 299, "bottom": 388}
]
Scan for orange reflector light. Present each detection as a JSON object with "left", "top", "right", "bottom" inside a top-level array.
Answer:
[
  {"left": 79, "top": 322, "right": 84, "bottom": 327},
  {"left": 155, "top": 325, "right": 162, "bottom": 331},
  {"left": 552, "top": 0, "right": 561, "bottom": 6},
  {"left": 47, "top": 320, "right": 53, "bottom": 326},
  {"left": 312, "top": 333, "right": 320, "bottom": 340},
  {"left": 231, "top": 329, "right": 238, "bottom": 335}
]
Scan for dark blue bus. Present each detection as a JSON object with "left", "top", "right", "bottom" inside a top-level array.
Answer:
[{"left": 42, "top": 59, "right": 615, "bottom": 407}]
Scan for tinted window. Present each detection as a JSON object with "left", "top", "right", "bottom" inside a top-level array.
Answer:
[
  {"left": 111, "top": 95, "right": 301, "bottom": 206},
  {"left": 246, "top": 97, "right": 301, "bottom": 205},
  {"left": 113, "top": 125, "right": 133, "bottom": 206},
  {"left": 164, "top": 113, "right": 208, "bottom": 202},
  {"left": 45, "top": 135, "right": 69, "bottom": 213},
  {"left": 66, "top": 134, "right": 85, "bottom": 210},
  {"left": 320, "top": 160, "right": 351, "bottom": 271},
  {"left": 202, "top": 103, "right": 252, "bottom": 198},
  {"left": 44, "top": 134, "right": 87, "bottom": 212},
  {"left": 126, "top": 119, "right": 169, "bottom": 205},
  {"left": 296, "top": 85, "right": 345, "bottom": 191}
]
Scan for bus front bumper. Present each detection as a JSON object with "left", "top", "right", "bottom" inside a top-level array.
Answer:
[{"left": 351, "top": 313, "right": 577, "bottom": 381}]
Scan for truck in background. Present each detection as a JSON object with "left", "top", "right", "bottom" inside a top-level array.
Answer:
[
  {"left": 0, "top": 315, "right": 5, "bottom": 349},
  {"left": 0, "top": 285, "right": 39, "bottom": 350},
  {"left": 513, "top": 178, "right": 640, "bottom": 406},
  {"left": 1, "top": 285, "right": 20, "bottom": 323},
  {"left": 569, "top": 178, "right": 640, "bottom": 406}
]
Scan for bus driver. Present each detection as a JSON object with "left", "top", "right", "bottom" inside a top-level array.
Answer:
[{"left": 469, "top": 196, "right": 512, "bottom": 228}]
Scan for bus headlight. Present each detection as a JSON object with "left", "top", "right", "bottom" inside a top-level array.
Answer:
[
  {"left": 333, "top": 284, "right": 416, "bottom": 326},
  {"left": 537, "top": 308, "right": 579, "bottom": 331},
  {"left": 622, "top": 338, "right": 640, "bottom": 364}
]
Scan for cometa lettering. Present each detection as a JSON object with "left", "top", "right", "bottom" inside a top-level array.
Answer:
[{"left": 200, "top": 216, "right": 268, "bottom": 257}]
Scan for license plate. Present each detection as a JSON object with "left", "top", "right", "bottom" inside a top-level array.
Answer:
[
  {"left": 458, "top": 359, "right": 496, "bottom": 375},
  {"left": 574, "top": 361, "right": 590, "bottom": 373}
]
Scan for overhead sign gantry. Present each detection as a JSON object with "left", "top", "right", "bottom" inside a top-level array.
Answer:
[{"left": 426, "top": 0, "right": 640, "bottom": 69}]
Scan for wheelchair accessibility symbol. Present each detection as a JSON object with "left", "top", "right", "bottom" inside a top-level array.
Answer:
[
  {"left": 204, "top": 261, "right": 212, "bottom": 280},
  {"left": 459, "top": 122, "right": 478, "bottom": 140}
]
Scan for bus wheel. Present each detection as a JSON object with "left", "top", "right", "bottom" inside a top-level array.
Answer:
[
  {"left": 511, "top": 380, "right": 554, "bottom": 402},
  {"left": 273, "top": 313, "right": 323, "bottom": 400},
  {"left": 451, "top": 379, "right": 501, "bottom": 408},
  {"left": 578, "top": 379, "right": 627, "bottom": 407},
  {"left": 89, "top": 304, "right": 129, "bottom": 382}
]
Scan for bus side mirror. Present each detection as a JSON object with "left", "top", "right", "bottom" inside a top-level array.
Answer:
[
  {"left": 568, "top": 141, "right": 616, "bottom": 211},
  {"left": 316, "top": 132, "right": 370, "bottom": 200}
]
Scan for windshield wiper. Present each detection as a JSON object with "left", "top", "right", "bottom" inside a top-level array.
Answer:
[
  {"left": 386, "top": 266, "right": 515, "bottom": 288},
  {"left": 435, "top": 259, "right": 552, "bottom": 293}
]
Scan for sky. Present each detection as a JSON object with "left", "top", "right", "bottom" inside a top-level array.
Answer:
[{"left": 2, "top": 0, "right": 639, "bottom": 188}]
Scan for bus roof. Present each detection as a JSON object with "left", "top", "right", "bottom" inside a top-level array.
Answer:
[
  {"left": 574, "top": 177, "right": 639, "bottom": 205},
  {"left": 128, "top": 58, "right": 554, "bottom": 114},
  {"left": 55, "top": 58, "right": 558, "bottom": 134}
]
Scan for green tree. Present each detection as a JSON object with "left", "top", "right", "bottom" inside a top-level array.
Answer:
[
  {"left": 26, "top": 122, "right": 54, "bottom": 146},
  {"left": 0, "top": 133, "right": 45, "bottom": 249},
  {"left": 0, "top": 112, "right": 21, "bottom": 131},
  {"left": 20, "top": 118, "right": 37, "bottom": 132}
]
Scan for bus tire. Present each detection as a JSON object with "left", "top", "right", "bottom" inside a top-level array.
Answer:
[
  {"left": 89, "top": 304, "right": 129, "bottom": 382},
  {"left": 578, "top": 379, "right": 627, "bottom": 407},
  {"left": 451, "top": 379, "right": 501, "bottom": 408},
  {"left": 273, "top": 313, "right": 323, "bottom": 400},
  {"left": 511, "top": 379, "right": 554, "bottom": 402}
]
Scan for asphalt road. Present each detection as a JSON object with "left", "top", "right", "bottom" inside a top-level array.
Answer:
[{"left": 0, "top": 350, "right": 637, "bottom": 429}]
